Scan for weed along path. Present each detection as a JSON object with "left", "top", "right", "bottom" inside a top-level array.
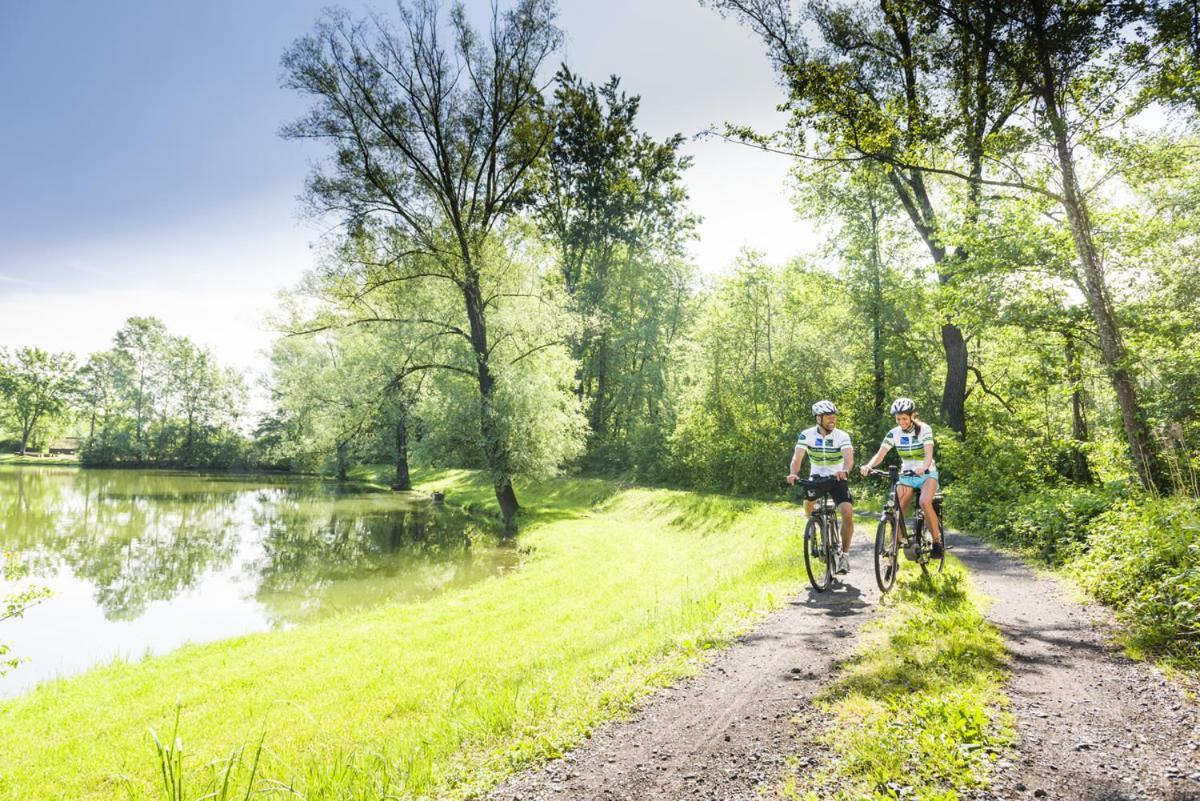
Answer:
[
  {"left": 949, "top": 532, "right": 1200, "bottom": 801},
  {"left": 487, "top": 528, "right": 884, "bottom": 801}
]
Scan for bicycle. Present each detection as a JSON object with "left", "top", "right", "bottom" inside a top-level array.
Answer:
[
  {"left": 790, "top": 476, "right": 842, "bottom": 592},
  {"left": 866, "top": 466, "right": 945, "bottom": 593}
]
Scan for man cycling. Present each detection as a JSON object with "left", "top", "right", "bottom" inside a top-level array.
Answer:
[
  {"left": 859, "top": 397, "right": 943, "bottom": 559},
  {"left": 787, "top": 400, "right": 855, "bottom": 574}
]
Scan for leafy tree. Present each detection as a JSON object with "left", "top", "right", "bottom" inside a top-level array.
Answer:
[
  {"left": 76, "top": 319, "right": 246, "bottom": 467},
  {"left": 533, "top": 68, "right": 697, "bottom": 468},
  {"left": 282, "top": 0, "right": 564, "bottom": 532},
  {"left": 670, "top": 252, "right": 859, "bottom": 493},
  {"left": 0, "top": 347, "right": 79, "bottom": 455},
  {"left": 920, "top": 0, "right": 1170, "bottom": 491},
  {"left": 707, "top": 0, "right": 1028, "bottom": 438},
  {"left": 112, "top": 316, "right": 167, "bottom": 461}
]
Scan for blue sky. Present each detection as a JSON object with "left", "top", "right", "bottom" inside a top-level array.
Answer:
[{"left": 0, "top": 1, "right": 811, "bottom": 375}]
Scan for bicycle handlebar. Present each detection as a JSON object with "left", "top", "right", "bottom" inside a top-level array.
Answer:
[{"left": 865, "top": 468, "right": 920, "bottom": 478}]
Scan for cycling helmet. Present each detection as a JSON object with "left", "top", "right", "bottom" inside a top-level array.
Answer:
[
  {"left": 889, "top": 397, "right": 916, "bottom": 415},
  {"left": 812, "top": 400, "right": 838, "bottom": 416}
]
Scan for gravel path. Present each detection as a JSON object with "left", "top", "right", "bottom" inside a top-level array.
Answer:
[
  {"left": 950, "top": 532, "right": 1200, "bottom": 801},
  {"left": 487, "top": 521, "right": 882, "bottom": 801},
  {"left": 486, "top": 522, "right": 1200, "bottom": 801}
]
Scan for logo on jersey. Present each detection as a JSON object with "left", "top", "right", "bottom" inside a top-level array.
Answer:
[{"left": 900, "top": 436, "right": 910, "bottom": 444}]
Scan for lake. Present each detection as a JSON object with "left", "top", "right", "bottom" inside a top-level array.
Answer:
[{"left": 0, "top": 466, "right": 515, "bottom": 698}]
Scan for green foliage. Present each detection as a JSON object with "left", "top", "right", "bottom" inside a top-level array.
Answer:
[
  {"left": 668, "top": 252, "right": 859, "bottom": 494},
  {"left": 534, "top": 67, "right": 696, "bottom": 473},
  {"left": 782, "top": 564, "right": 1011, "bottom": 800},
  {"left": 1070, "top": 498, "right": 1200, "bottom": 669},
  {"left": 78, "top": 318, "right": 247, "bottom": 469},
  {"left": 0, "top": 346, "right": 79, "bottom": 455},
  {"left": 1, "top": 552, "right": 52, "bottom": 677}
]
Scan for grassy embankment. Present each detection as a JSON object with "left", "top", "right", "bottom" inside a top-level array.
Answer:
[
  {"left": 779, "top": 559, "right": 1013, "bottom": 801},
  {"left": 0, "top": 453, "right": 79, "bottom": 466},
  {"left": 0, "top": 469, "right": 809, "bottom": 800}
]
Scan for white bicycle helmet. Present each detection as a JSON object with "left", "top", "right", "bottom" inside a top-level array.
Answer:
[
  {"left": 889, "top": 397, "right": 916, "bottom": 415},
  {"left": 811, "top": 400, "right": 838, "bottom": 416}
]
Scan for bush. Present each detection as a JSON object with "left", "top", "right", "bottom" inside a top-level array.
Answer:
[{"left": 1070, "top": 498, "right": 1200, "bottom": 669}]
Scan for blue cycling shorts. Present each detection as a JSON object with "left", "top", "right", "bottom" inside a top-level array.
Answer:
[{"left": 898, "top": 469, "right": 939, "bottom": 490}]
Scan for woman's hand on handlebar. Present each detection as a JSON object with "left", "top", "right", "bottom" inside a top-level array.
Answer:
[
  {"left": 786, "top": 473, "right": 799, "bottom": 485},
  {"left": 859, "top": 465, "right": 871, "bottom": 478}
]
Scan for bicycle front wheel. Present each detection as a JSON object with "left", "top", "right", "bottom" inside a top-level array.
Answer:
[
  {"left": 875, "top": 516, "right": 899, "bottom": 593},
  {"left": 804, "top": 515, "right": 833, "bottom": 592}
]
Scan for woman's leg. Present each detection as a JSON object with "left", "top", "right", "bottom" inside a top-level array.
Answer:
[
  {"left": 919, "top": 479, "right": 941, "bottom": 542},
  {"left": 896, "top": 484, "right": 914, "bottom": 540}
]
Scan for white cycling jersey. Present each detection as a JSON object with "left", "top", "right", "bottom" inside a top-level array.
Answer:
[
  {"left": 796, "top": 426, "right": 853, "bottom": 477},
  {"left": 880, "top": 422, "right": 935, "bottom": 473}
]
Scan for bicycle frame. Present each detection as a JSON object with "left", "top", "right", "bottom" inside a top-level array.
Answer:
[
  {"left": 868, "top": 467, "right": 943, "bottom": 592},
  {"left": 792, "top": 477, "right": 842, "bottom": 592}
]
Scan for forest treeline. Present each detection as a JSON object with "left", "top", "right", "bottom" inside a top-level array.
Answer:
[{"left": 2, "top": 0, "right": 1198, "bottom": 661}]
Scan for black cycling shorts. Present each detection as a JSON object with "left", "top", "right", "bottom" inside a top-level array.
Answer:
[{"left": 806, "top": 478, "right": 852, "bottom": 507}]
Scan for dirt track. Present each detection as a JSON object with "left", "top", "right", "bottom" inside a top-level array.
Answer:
[
  {"left": 486, "top": 523, "right": 1200, "bottom": 801},
  {"left": 951, "top": 533, "right": 1200, "bottom": 801}
]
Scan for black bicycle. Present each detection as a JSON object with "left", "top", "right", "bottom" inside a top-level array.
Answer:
[
  {"left": 867, "top": 466, "right": 945, "bottom": 593},
  {"left": 791, "top": 476, "right": 842, "bottom": 592}
]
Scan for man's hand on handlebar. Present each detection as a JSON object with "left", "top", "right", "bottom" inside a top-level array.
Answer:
[{"left": 859, "top": 465, "right": 871, "bottom": 478}]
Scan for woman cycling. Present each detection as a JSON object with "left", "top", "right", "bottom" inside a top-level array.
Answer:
[{"left": 859, "top": 397, "right": 943, "bottom": 559}]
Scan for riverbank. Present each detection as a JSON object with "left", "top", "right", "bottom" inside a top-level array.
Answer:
[
  {"left": 0, "top": 471, "right": 807, "bottom": 800},
  {"left": 0, "top": 452, "right": 79, "bottom": 466}
]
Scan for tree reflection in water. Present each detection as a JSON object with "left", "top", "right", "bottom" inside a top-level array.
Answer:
[{"left": 0, "top": 467, "right": 512, "bottom": 625}]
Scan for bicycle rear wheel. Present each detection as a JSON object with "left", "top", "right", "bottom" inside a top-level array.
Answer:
[
  {"left": 804, "top": 515, "right": 833, "bottom": 592},
  {"left": 874, "top": 516, "right": 899, "bottom": 593}
]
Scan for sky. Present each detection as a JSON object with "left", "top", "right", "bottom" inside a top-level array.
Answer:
[{"left": 0, "top": 0, "right": 814, "bottom": 380}]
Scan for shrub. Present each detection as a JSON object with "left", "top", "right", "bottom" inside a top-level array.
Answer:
[{"left": 1070, "top": 498, "right": 1200, "bottom": 669}]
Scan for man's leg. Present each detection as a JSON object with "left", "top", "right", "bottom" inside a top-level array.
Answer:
[
  {"left": 919, "top": 480, "right": 941, "bottom": 543},
  {"left": 838, "top": 502, "right": 854, "bottom": 552}
]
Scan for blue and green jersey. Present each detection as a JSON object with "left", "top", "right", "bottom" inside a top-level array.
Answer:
[
  {"left": 881, "top": 423, "right": 935, "bottom": 473},
  {"left": 796, "top": 426, "right": 853, "bottom": 477}
]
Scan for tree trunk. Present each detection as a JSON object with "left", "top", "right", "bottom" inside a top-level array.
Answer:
[
  {"left": 1034, "top": 44, "right": 1161, "bottom": 491},
  {"left": 1064, "top": 332, "right": 1094, "bottom": 483},
  {"left": 393, "top": 415, "right": 412, "bottom": 491},
  {"left": 868, "top": 201, "right": 887, "bottom": 419},
  {"left": 335, "top": 441, "right": 349, "bottom": 482},
  {"left": 940, "top": 322, "right": 968, "bottom": 437},
  {"left": 462, "top": 274, "right": 520, "bottom": 534}
]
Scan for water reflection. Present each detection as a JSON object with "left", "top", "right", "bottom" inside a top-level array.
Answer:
[{"left": 0, "top": 466, "right": 513, "bottom": 697}]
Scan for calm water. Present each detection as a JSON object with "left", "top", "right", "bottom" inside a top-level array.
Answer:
[{"left": 0, "top": 466, "right": 515, "bottom": 698}]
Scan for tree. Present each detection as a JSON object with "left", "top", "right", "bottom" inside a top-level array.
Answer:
[
  {"left": 707, "top": 0, "right": 1027, "bottom": 439},
  {"left": 533, "top": 68, "right": 696, "bottom": 468},
  {"left": 112, "top": 316, "right": 168, "bottom": 462},
  {"left": 0, "top": 347, "right": 79, "bottom": 455},
  {"left": 921, "top": 0, "right": 1167, "bottom": 491},
  {"left": 282, "top": 0, "right": 564, "bottom": 532}
]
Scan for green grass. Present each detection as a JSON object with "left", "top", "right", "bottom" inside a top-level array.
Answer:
[
  {"left": 0, "top": 473, "right": 806, "bottom": 801},
  {"left": 0, "top": 453, "right": 79, "bottom": 466},
  {"left": 779, "top": 559, "right": 1012, "bottom": 801}
]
